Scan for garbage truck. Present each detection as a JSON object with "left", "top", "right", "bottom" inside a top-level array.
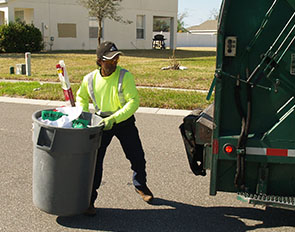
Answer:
[{"left": 180, "top": 0, "right": 295, "bottom": 210}]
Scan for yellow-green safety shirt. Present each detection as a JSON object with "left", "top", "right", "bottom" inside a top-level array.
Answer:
[{"left": 76, "top": 66, "right": 139, "bottom": 124}]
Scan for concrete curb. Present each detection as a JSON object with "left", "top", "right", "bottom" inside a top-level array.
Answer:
[{"left": 0, "top": 96, "right": 192, "bottom": 116}]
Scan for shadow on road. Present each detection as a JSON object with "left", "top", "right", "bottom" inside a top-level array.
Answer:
[{"left": 56, "top": 198, "right": 295, "bottom": 232}]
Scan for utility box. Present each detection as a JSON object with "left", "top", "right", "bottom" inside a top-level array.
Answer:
[{"left": 16, "top": 64, "right": 26, "bottom": 75}]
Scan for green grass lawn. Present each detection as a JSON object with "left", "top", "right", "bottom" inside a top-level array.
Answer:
[
  {"left": 0, "top": 48, "right": 216, "bottom": 110},
  {"left": 0, "top": 82, "right": 212, "bottom": 110}
]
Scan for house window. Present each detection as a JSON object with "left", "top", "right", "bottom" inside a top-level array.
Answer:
[
  {"left": 136, "top": 15, "right": 145, "bottom": 39},
  {"left": 15, "top": 10, "right": 24, "bottom": 22},
  {"left": 89, "top": 17, "right": 103, "bottom": 39},
  {"left": 0, "top": 11, "right": 4, "bottom": 25},
  {"left": 14, "top": 8, "right": 34, "bottom": 24},
  {"left": 57, "top": 23, "right": 77, "bottom": 38},
  {"left": 89, "top": 27, "right": 98, "bottom": 38}
]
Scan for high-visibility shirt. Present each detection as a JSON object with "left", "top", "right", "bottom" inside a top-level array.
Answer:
[{"left": 76, "top": 65, "right": 139, "bottom": 124}]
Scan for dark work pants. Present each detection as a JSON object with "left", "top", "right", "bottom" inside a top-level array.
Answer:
[{"left": 90, "top": 115, "right": 147, "bottom": 204}]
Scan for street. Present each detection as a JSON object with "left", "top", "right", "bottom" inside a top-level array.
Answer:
[{"left": 0, "top": 99, "right": 294, "bottom": 232}]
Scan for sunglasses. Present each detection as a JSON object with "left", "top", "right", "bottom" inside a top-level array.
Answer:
[{"left": 102, "top": 57, "right": 119, "bottom": 63}]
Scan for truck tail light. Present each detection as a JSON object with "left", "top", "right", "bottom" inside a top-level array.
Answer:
[{"left": 224, "top": 144, "right": 235, "bottom": 154}]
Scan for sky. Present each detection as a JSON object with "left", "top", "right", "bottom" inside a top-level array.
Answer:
[{"left": 178, "top": 0, "right": 223, "bottom": 27}]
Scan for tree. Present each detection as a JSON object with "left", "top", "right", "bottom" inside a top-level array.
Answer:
[
  {"left": 0, "top": 21, "right": 43, "bottom": 53},
  {"left": 177, "top": 12, "right": 188, "bottom": 33},
  {"left": 77, "top": 0, "right": 132, "bottom": 45},
  {"left": 209, "top": 8, "right": 219, "bottom": 20},
  {"left": 153, "top": 18, "right": 170, "bottom": 32}
]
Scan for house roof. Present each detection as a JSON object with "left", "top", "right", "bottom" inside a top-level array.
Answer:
[{"left": 187, "top": 20, "right": 217, "bottom": 31}]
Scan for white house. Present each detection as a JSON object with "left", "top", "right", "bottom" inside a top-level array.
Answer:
[
  {"left": 175, "top": 20, "right": 217, "bottom": 47},
  {"left": 187, "top": 20, "right": 217, "bottom": 35},
  {"left": 0, "top": 0, "right": 178, "bottom": 50},
  {"left": 153, "top": 20, "right": 218, "bottom": 48}
]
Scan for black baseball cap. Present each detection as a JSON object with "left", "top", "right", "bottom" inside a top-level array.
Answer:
[{"left": 96, "top": 41, "right": 123, "bottom": 60}]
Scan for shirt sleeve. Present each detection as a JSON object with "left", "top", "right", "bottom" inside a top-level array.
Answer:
[
  {"left": 76, "top": 75, "right": 90, "bottom": 112},
  {"left": 112, "top": 71, "right": 139, "bottom": 123}
]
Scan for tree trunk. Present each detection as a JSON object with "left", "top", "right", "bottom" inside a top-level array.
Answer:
[{"left": 97, "top": 18, "right": 103, "bottom": 45}]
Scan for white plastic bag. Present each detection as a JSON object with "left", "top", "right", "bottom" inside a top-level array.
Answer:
[{"left": 39, "top": 106, "right": 83, "bottom": 128}]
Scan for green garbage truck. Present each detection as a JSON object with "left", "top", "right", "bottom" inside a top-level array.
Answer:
[{"left": 180, "top": 0, "right": 295, "bottom": 210}]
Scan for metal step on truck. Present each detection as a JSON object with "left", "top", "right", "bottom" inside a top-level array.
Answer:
[{"left": 180, "top": 0, "right": 295, "bottom": 210}]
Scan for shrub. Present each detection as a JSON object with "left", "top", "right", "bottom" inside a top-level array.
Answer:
[{"left": 0, "top": 21, "right": 44, "bottom": 53}]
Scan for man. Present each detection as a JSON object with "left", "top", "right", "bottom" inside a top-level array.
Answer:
[{"left": 76, "top": 41, "right": 153, "bottom": 216}]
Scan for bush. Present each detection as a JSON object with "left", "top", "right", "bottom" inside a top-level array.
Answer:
[{"left": 0, "top": 21, "right": 44, "bottom": 53}]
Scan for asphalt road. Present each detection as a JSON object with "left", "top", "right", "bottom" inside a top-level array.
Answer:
[{"left": 0, "top": 101, "right": 295, "bottom": 232}]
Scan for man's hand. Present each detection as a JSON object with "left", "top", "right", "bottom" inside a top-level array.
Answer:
[{"left": 99, "top": 116, "right": 116, "bottom": 131}]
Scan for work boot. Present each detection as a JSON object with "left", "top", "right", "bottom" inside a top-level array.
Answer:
[
  {"left": 84, "top": 203, "right": 96, "bottom": 216},
  {"left": 135, "top": 185, "right": 154, "bottom": 203}
]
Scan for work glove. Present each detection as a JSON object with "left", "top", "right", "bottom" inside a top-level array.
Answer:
[{"left": 100, "top": 116, "right": 116, "bottom": 131}]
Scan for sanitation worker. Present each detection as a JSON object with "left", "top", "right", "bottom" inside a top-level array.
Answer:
[{"left": 76, "top": 41, "right": 153, "bottom": 216}]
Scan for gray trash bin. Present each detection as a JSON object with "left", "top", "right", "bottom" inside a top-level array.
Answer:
[{"left": 32, "top": 110, "right": 103, "bottom": 216}]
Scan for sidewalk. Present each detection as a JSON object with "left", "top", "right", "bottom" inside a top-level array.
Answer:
[{"left": 0, "top": 96, "right": 192, "bottom": 116}]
